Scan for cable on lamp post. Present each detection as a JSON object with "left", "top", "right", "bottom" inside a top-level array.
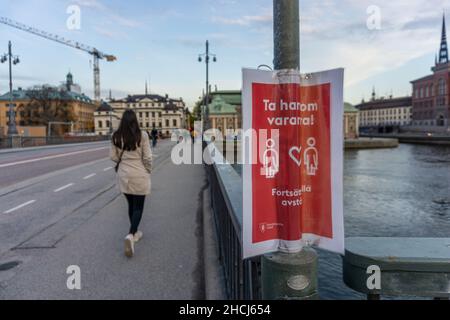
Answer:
[
  {"left": 1, "top": 41, "right": 20, "bottom": 136},
  {"left": 198, "top": 40, "right": 217, "bottom": 130}
]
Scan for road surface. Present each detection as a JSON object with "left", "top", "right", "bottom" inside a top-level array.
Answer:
[{"left": 0, "top": 140, "right": 207, "bottom": 299}]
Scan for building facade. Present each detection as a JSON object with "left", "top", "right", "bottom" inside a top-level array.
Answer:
[
  {"left": 344, "top": 103, "right": 359, "bottom": 139},
  {"left": 94, "top": 101, "right": 120, "bottom": 136},
  {"left": 207, "top": 90, "right": 241, "bottom": 133},
  {"left": 411, "top": 15, "right": 450, "bottom": 130},
  {"left": 0, "top": 73, "right": 96, "bottom": 136},
  {"left": 356, "top": 92, "right": 412, "bottom": 133},
  {"left": 105, "top": 90, "right": 188, "bottom": 137}
]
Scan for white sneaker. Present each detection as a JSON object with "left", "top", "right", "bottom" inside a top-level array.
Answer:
[
  {"left": 124, "top": 234, "right": 135, "bottom": 258},
  {"left": 134, "top": 231, "right": 143, "bottom": 243}
]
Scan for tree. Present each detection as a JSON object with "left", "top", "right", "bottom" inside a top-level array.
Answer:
[
  {"left": 19, "top": 85, "right": 77, "bottom": 136},
  {"left": 192, "top": 99, "right": 203, "bottom": 122}
]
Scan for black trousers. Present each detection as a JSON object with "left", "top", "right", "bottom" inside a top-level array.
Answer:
[{"left": 124, "top": 194, "right": 146, "bottom": 235}]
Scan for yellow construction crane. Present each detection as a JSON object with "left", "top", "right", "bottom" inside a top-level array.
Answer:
[{"left": 0, "top": 16, "right": 117, "bottom": 102}]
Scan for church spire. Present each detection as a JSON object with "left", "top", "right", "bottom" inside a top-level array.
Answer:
[
  {"left": 439, "top": 13, "right": 449, "bottom": 64},
  {"left": 145, "top": 80, "right": 148, "bottom": 95}
]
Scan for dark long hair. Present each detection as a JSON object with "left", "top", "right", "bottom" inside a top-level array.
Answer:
[{"left": 112, "top": 109, "right": 141, "bottom": 151}]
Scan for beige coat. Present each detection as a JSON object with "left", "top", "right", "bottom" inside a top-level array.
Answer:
[{"left": 110, "top": 131, "right": 152, "bottom": 196}]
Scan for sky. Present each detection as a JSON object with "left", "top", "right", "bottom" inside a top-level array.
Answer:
[{"left": 0, "top": 0, "right": 449, "bottom": 108}]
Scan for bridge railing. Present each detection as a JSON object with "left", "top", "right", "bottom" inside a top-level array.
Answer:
[{"left": 204, "top": 142, "right": 261, "bottom": 300}]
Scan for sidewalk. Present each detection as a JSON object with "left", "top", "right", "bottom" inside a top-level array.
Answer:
[{"left": 0, "top": 148, "right": 208, "bottom": 299}]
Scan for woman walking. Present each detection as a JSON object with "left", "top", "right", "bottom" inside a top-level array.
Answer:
[{"left": 110, "top": 110, "right": 152, "bottom": 258}]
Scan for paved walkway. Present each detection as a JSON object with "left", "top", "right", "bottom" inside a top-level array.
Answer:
[{"left": 0, "top": 142, "right": 208, "bottom": 299}]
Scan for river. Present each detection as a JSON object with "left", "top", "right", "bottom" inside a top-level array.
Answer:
[{"left": 235, "top": 143, "right": 450, "bottom": 299}]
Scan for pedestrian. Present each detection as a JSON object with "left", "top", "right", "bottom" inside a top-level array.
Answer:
[
  {"left": 151, "top": 127, "right": 158, "bottom": 148},
  {"left": 110, "top": 109, "right": 152, "bottom": 258}
]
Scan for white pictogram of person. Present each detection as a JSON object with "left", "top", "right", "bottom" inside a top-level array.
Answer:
[
  {"left": 304, "top": 137, "right": 319, "bottom": 176},
  {"left": 261, "top": 139, "right": 279, "bottom": 179}
]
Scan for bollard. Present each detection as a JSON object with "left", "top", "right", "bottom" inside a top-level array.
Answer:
[
  {"left": 262, "top": 248, "right": 319, "bottom": 300},
  {"left": 260, "top": 0, "right": 320, "bottom": 300}
]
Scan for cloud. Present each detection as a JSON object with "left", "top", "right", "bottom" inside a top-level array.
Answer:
[
  {"left": 175, "top": 33, "right": 230, "bottom": 48},
  {"left": 93, "top": 26, "right": 127, "bottom": 39},
  {"left": 297, "top": 0, "right": 449, "bottom": 89},
  {"left": 212, "top": 14, "right": 272, "bottom": 26},
  {"left": 72, "top": 0, "right": 141, "bottom": 28}
]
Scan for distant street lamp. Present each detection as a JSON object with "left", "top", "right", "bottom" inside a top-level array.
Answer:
[
  {"left": 198, "top": 40, "right": 217, "bottom": 130},
  {"left": 1, "top": 41, "right": 20, "bottom": 136}
]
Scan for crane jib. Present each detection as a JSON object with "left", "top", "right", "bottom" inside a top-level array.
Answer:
[{"left": 0, "top": 16, "right": 117, "bottom": 101}]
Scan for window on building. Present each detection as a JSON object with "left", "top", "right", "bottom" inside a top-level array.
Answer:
[
  {"left": 146, "top": 123, "right": 150, "bottom": 128},
  {"left": 173, "top": 119, "right": 177, "bottom": 127},
  {"left": 146, "top": 112, "right": 149, "bottom": 118},
  {"left": 166, "top": 119, "right": 170, "bottom": 127},
  {"left": 438, "top": 79, "right": 446, "bottom": 96},
  {"left": 106, "top": 121, "right": 110, "bottom": 128},
  {"left": 158, "top": 112, "right": 162, "bottom": 117},
  {"left": 98, "top": 121, "right": 103, "bottom": 128},
  {"left": 139, "top": 112, "right": 143, "bottom": 118}
]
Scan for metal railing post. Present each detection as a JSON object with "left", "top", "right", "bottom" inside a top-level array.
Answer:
[{"left": 261, "top": 0, "right": 319, "bottom": 300}]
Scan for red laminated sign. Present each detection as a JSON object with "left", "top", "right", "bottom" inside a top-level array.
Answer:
[{"left": 242, "top": 68, "right": 345, "bottom": 258}]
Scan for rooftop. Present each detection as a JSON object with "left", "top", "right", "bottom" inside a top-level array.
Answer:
[
  {"left": 96, "top": 101, "right": 113, "bottom": 112},
  {"left": 0, "top": 87, "right": 93, "bottom": 104},
  {"left": 355, "top": 96, "right": 412, "bottom": 111},
  {"left": 208, "top": 90, "right": 241, "bottom": 115},
  {"left": 344, "top": 103, "right": 358, "bottom": 113}
]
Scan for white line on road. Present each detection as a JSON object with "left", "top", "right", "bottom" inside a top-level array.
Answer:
[
  {"left": 83, "top": 173, "right": 97, "bottom": 180},
  {"left": 0, "top": 147, "right": 109, "bottom": 169},
  {"left": 3, "top": 200, "right": 36, "bottom": 214},
  {"left": 54, "top": 183, "right": 75, "bottom": 193},
  {"left": 103, "top": 167, "right": 113, "bottom": 172}
]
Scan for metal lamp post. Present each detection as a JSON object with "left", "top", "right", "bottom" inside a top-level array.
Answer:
[
  {"left": 261, "top": 0, "right": 319, "bottom": 300},
  {"left": 1, "top": 41, "right": 20, "bottom": 136},
  {"left": 198, "top": 40, "right": 217, "bottom": 130}
]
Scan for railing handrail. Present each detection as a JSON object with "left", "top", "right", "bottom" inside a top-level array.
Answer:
[{"left": 208, "top": 143, "right": 244, "bottom": 244}]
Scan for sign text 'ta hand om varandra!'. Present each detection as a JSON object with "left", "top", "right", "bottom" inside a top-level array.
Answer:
[{"left": 263, "top": 99, "right": 319, "bottom": 126}]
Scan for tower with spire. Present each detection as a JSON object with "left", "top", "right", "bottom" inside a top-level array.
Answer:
[
  {"left": 412, "top": 11, "right": 450, "bottom": 129},
  {"left": 437, "top": 13, "right": 449, "bottom": 65}
]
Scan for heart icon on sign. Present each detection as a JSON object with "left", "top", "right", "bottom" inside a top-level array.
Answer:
[{"left": 289, "top": 146, "right": 302, "bottom": 167}]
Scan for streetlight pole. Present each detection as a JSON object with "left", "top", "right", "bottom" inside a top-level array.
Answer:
[
  {"left": 1, "top": 41, "right": 20, "bottom": 136},
  {"left": 261, "top": 0, "right": 319, "bottom": 300},
  {"left": 198, "top": 40, "right": 217, "bottom": 130}
]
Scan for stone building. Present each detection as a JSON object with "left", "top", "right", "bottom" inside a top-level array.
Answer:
[
  {"left": 356, "top": 91, "right": 412, "bottom": 133},
  {"left": 207, "top": 90, "right": 241, "bottom": 133},
  {"left": 344, "top": 103, "right": 359, "bottom": 139},
  {"left": 106, "top": 87, "right": 188, "bottom": 137},
  {"left": 0, "top": 73, "right": 96, "bottom": 136},
  {"left": 94, "top": 101, "right": 120, "bottom": 136}
]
